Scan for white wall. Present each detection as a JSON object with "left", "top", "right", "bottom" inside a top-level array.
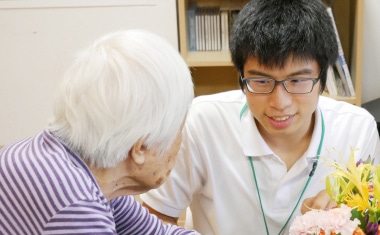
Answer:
[
  {"left": 0, "top": 0, "right": 178, "bottom": 146},
  {"left": 363, "top": 0, "right": 380, "bottom": 103}
]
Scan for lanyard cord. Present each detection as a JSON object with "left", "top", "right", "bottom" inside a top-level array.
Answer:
[{"left": 240, "top": 103, "right": 325, "bottom": 235}]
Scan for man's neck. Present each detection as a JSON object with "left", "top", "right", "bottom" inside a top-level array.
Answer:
[{"left": 259, "top": 114, "right": 315, "bottom": 170}]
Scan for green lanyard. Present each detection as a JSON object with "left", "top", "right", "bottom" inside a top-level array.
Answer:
[{"left": 239, "top": 103, "right": 325, "bottom": 235}]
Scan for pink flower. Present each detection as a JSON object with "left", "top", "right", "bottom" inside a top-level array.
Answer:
[{"left": 289, "top": 205, "right": 361, "bottom": 235}]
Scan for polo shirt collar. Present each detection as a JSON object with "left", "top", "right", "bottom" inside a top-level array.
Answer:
[{"left": 240, "top": 104, "right": 323, "bottom": 163}]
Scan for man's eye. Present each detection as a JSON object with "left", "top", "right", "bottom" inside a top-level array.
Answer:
[
  {"left": 289, "top": 78, "right": 307, "bottom": 83},
  {"left": 253, "top": 79, "right": 271, "bottom": 84}
]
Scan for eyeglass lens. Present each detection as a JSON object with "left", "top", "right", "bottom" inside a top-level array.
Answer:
[{"left": 245, "top": 78, "right": 317, "bottom": 94}]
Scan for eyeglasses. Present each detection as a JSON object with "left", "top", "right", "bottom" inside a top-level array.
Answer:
[{"left": 241, "top": 76, "right": 320, "bottom": 94}]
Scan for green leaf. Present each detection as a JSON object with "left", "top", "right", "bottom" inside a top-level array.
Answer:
[{"left": 351, "top": 208, "right": 366, "bottom": 231}]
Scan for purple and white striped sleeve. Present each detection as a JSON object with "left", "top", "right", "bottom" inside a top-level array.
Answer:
[
  {"left": 111, "top": 196, "right": 200, "bottom": 235},
  {"left": 43, "top": 200, "right": 117, "bottom": 234}
]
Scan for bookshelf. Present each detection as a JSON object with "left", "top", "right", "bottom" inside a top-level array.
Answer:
[{"left": 177, "top": 0, "right": 363, "bottom": 105}]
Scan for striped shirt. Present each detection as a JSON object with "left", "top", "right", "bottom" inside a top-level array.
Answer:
[{"left": 0, "top": 130, "right": 198, "bottom": 235}]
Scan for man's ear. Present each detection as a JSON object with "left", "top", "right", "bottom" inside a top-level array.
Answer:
[{"left": 131, "top": 138, "right": 146, "bottom": 165}]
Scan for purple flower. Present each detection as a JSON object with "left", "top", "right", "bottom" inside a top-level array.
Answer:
[
  {"left": 366, "top": 221, "right": 378, "bottom": 235},
  {"left": 365, "top": 215, "right": 379, "bottom": 235},
  {"left": 356, "top": 159, "right": 365, "bottom": 167}
]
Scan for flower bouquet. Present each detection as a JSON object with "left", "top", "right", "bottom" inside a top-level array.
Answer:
[{"left": 290, "top": 148, "right": 380, "bottom": 235}]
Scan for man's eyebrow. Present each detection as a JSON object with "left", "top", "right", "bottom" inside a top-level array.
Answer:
[
  {"left": 245, "top": 68, "right": 316, "bottom": 77},
  {"left": 245, "top": 70, "right": 269, "bottom": 77},
  {"left": 287, "top": 69, "right": 316, "bottom": 76}
]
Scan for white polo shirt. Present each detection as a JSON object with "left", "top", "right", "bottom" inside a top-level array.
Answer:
[{"left": 141, "top": 90, "right": 380, "bottom": 235}]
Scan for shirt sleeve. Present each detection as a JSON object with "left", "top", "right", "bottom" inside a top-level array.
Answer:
[
  {"left": 44, "top": 200, "right": 117, "bottom": 234},
  {"left": 362, "top": 118, "right": 380, "bottom": 165},
  {"left": 111, "top": 196, "right": 199, "bottom": 235}
]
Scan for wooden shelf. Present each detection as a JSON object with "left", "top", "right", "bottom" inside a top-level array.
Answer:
[
  {"left": 186, "top": 51, "right": 232, "bottom": 67},
  {"left": 190, "top": 66, "right": 240, "bottom": 96},
  {"left": 350, "top": 0, "right": 364, "bottom": 106},
  {"left": 322, "top": 92, "right": 359, "bottom": 105},
  {"left": 177, "top": 0, "right": 363, "bottom": 106}
]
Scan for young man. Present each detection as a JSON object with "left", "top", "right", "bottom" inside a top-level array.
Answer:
[
  {"left": 141, "top": 0, "right": 380, "bottom": 234},
  {"left": 0, "top": 29, "right": 198, "bottom": 234}
]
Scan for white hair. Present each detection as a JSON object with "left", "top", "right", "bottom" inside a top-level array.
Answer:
[{"left": 49, "top": 29, "right": 194, "bottom": 168}]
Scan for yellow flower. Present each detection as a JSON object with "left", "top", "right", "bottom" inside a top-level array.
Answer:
[
  {"left": 373, "top": 165, "right": 380, "bottom": 205},
  {"left": 325, "top": 147, "right": 373, "bottom": 213},
  {"left": 344, "top": 189, "right": 370, "bottom": 212},
  {"left": 319, "top": 147, "right": 380, "bottom": 234}
]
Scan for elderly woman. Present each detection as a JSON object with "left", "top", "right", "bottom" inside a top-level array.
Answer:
[{"left": 0, "top": 29, "right": 198, "bottom": 234}]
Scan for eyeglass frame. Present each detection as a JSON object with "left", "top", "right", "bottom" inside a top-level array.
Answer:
[{"left": 240, "top": 71, "right": 322, "bottom": 94}]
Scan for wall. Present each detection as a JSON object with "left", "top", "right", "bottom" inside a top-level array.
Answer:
[
  {"left": 363, "top": 0, "right": 380, "bottom": 103},
  {"left": 0, "top": 0, "right": 177, "bottom": 146}
]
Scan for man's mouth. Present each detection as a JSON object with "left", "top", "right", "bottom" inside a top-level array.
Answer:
[{"left": 271, "top": 116, "right": 290, "bottom": 121}]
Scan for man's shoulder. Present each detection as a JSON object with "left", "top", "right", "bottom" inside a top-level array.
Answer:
[
  {"left": 319, "top": 96, "right": 374, "bottom": 119},
  {"left": 186, "top": 90, "right": 245, "bottom": 125}
]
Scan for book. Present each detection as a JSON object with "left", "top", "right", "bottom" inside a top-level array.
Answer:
[
  {"left": 195, "top": 6, "right": 221, "bottom": 51},
  {"left": 195, "top": 7, "right": 204, "bottom": 51},
  {"left": 214, "top": 7, "right": 221, "bottom": 51},
  {"left": 326, "top": 65, "right": 338, "bottom": 96},
  {"left": 220, "top": 9, "right": 229, "bottom": 50},
  {"left": 334, "top": 61, "right": 350, "bottom": 96},
  {"left": 186, "top": 3, "right": 197, "bottom": 51},
  {"left": 203, "top": 8, "right": 208, "bottom": 50},
  {"left": 333, "top": 65, "right": 349, "bottom": 97},
  {"left": 210, "top": 8, "right": 215, "bottom": 50},
  {"left": 326, "top": 7, "right": 356, "bottom": 97}
]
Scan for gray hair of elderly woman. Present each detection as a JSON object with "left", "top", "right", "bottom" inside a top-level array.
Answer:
[{"left": 49, "top": 29, "right": 194, "bottom": 168}]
